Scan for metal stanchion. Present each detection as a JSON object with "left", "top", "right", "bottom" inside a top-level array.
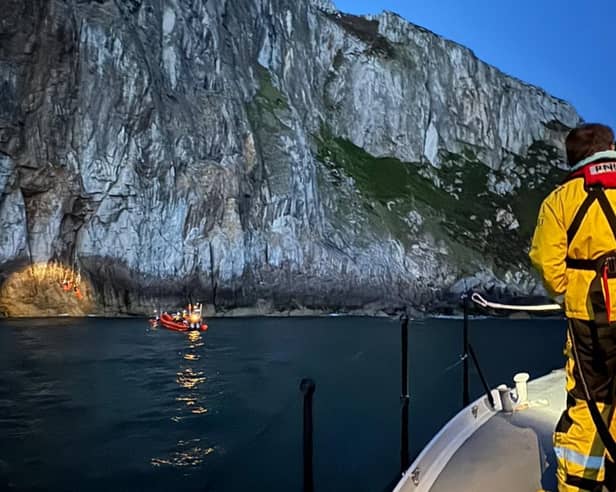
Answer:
[
  {"left": 462, "top": 294, "right": 470, "bottom": 407},
  {"left": 300, "top": 378, "right": 315, "bottom": 492},
  {"left": 400, "top": 314, "right": 410, "bottom": 475}
]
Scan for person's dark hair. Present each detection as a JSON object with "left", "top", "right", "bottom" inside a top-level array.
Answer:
[{"left": 565, "top": 123, "right": 615, "bottom": 166}]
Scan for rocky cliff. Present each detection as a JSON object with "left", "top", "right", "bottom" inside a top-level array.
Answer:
[{"left": 0, "top": 0, "right": 581, "bottom": 316}]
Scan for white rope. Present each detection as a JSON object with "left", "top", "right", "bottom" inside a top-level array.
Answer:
[{"left": 470, "top": 292, "right": 562, "bottom": 312}]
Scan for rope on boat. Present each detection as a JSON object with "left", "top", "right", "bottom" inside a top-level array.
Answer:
[{"left": 470, "top": 292, "right": 562, "bottom": 312}]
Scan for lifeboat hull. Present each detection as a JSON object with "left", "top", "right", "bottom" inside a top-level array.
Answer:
[{"left": 159, "top": 312, "right": 208, "bottom": 332}]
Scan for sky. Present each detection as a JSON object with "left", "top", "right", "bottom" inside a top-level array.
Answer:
[{"left": 333, "top": 0, "right": 616, "bottom": 132}]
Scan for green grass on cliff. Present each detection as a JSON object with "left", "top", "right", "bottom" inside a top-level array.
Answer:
[
  {"left": 316, "top": 131, "right": 489, "bottom": 270},
  {"left": 315, "top": 130, "right": 562, "bottom": 270},
  {"left": 317, "top": 130, "right": 436, "bottom": 245},
  {"left": 316, "top": 130, "right": 491, "bottom": 236},
  {"left": 246, "top": 65, "right": 290, "bottom": 135},
  {"left": 246, "top": 65, "right": 294, "bottom": 195},
  {"left": 512, "top": 141, "right": 567, "bottom": 238}
]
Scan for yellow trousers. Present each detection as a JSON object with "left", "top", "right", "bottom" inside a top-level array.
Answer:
[{"left": 555, "top": 319, "right": 616, "bottom": 492}]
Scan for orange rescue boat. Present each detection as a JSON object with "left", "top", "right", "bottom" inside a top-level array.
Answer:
[{"left": 158, "top": 312, "right": 208, "bottom": 332}]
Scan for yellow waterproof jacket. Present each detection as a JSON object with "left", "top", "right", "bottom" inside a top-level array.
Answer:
[{"left": 529, "top": 151, "right": 616, "bottom": 320}]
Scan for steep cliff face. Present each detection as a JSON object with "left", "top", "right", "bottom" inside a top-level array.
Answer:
[{"left": 0, "top": 0, "right": 581, "bottom": 316}]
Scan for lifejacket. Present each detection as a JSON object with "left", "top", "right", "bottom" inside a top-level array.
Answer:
[
  {"left": 561, "top": 152, "right": 616, "bottom": 468},
  {"left": 564, "top": 153, "right": 616, "bottom": 324}
]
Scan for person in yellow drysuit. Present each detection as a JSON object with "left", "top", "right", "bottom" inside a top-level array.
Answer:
[{"left": 530, "top": 123, "right": 616, "bottom": 492}]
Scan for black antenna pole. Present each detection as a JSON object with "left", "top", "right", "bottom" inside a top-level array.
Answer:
[
  {"left": 462, "top": 293, "right": 470, "bottom": 407},
  {"left": 300, "top": 378, "right": 315, "bottom": 492},
  {"left": 400, "top": 313, "right": 410, "bottom": 475},
  {"left": 468, "top": 344, "right": 495, "bottom": 408}
]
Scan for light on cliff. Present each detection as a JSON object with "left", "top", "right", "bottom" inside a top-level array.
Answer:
[{"left": 0, "top": 262, "right": 93, "bottom": 317}]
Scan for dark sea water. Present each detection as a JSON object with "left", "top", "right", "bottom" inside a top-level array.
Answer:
[{"left": 0, "top": 315, "right": 566, "bottom": 492}]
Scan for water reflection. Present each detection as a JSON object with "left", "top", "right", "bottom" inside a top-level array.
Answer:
[
  {"left": 187, "top": 330, "right": 204, "bottom": 349},
  {"left": 151, "top": 438, "right": 214, "bottom": 467},
  {"left": 176, "top": 368, "right": 206, "bottom": 391},
  {"left": 151, "top": 329, "right": 212, "bottom": 468}
]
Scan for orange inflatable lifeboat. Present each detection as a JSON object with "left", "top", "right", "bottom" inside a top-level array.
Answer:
[{"left": 159, "top": 312, "right": 208, "bottom": 332}]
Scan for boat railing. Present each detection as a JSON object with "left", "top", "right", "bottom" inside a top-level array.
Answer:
[{"left": 298, "top": 292, "right": 564, "bottom": 491}]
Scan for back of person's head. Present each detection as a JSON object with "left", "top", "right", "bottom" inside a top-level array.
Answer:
[{"left": 565, "top": 123, "right": 615, "bottom": 166}]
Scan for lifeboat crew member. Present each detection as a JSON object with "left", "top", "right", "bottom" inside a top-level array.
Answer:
[{"left": 530, "top": 123, "right": 616, "bottom": 492}]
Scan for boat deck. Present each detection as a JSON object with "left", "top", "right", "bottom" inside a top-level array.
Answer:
[
  {"left": 431, "top": 370, "right": 565, "bottom": 491},
  {"left": 396, "top": 369, "right": 566, "bottom": 492}
]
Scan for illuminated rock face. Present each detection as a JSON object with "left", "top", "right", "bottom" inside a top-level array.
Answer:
[
  {"left": 0, "top": 263, "right": 94, "bottom": 317},
  {"left": 0, "top": 0, "right": 580, "bottom": 316}
]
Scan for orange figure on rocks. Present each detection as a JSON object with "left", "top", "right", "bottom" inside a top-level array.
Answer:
[{"left": 74, "top": 286, "right": 83, "bottom": 300}]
